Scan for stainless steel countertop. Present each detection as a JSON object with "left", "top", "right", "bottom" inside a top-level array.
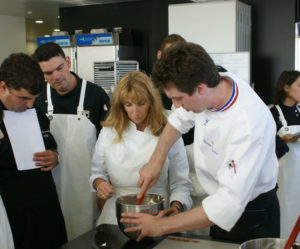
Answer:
[
  {"left": 57, "top": 224, "right": 239, "bottom": 249},
  {"left": 153, "top": 236, "right": 239, "bottom": 249}
]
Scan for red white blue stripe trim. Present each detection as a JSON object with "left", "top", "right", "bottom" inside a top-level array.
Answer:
[{"left": 209, "top": 80, "right": 239, "bottom": 112}]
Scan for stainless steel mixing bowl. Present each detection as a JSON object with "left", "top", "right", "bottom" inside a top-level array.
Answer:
[
  {"left": 239, "top": 238, "right": 300, "bottom": 249},
  {"left": 116, "top": 193, "right": 164, "bottom": 240}
]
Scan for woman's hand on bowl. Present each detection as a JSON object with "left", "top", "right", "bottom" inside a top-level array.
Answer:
[{"left": 96, "top": 181, "right": 113, "bottom": 200}]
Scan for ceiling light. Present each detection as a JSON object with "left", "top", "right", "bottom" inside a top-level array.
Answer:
[
  {"left": 27, "top": 10, "right": 32, "bottom": 15},
  {"left": 57, "top": 16, "right": 60, "bottom": 19},
  {"left": 35, "top": 20, "right": 44, "bottom": 24},
  {"left": 53, "top": 29, "right": 60, "bottom": 32},
  {"left": 44, "top": 35, "right": 50, "bottom": 37}
]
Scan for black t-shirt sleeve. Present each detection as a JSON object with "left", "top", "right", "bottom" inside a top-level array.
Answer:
[
  {"left": 98, "top": 86, "right": 110, "bottom": 123},
  {"left": 85, "top": 82, "right": 110, "bottom": 136}
]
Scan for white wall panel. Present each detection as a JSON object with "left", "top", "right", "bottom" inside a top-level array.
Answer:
[
  {"left": 169, "top": 1, "right": 250, "bottom": 53},
  {"left": 0, "top": 15, "right": 26, "bottom": 64}
]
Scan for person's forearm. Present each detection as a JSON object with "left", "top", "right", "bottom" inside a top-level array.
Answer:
[
  {"left": 158, "top": 206, "right": 214, "bottom": 235},
  {"left": 137, "top": 123, "right": 182, "bottom": 197},
  {"left": 151, "top": 123, "right": 182, "bottom": 166}
]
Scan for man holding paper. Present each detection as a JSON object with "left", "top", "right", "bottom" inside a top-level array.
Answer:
[{"left": 0, "top": 53, "right": 67, "bottom": 249}]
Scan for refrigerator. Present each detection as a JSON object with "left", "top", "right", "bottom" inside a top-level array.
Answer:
[{"left": 36, "top": 32, "right": 141, "bottom": 95}]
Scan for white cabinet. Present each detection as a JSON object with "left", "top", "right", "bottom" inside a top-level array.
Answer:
[{"left": 168, "top": 0, "right": 251, "bottom": 53}]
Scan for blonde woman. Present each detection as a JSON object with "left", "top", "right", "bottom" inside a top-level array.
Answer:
[{"left": 90, "top": 71, "right": 192, "bottom": 226}]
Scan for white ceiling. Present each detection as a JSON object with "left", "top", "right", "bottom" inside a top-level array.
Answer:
[
  {"left": 0, "top": 0, "right": 139, "bottom": 21},
  {"left": 0, "top": 0, "right": 222, "bottom": 50},
  {"left": 0, "top": 0, "right": 140, "bottom": 42}
]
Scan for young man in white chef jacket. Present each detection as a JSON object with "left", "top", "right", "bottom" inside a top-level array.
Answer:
[
  {"left": 157, "top": 34, "right": 209, "bottom": 237},
  {"left": 121, "top": 42, "right": 280, "bottom": 243}
]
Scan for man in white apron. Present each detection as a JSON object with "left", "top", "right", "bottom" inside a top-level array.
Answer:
[{"left": 33, "top": 42, "right": 109, "bottom": 240}]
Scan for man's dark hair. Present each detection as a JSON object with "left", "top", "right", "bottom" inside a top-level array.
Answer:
[
  {"left": 0, "top": 53, "right": 45, "bottom": 95},
  {"left": 152, "top": 42, "right": 220, "bottom": 95},
  {"left": 159, "top": 34, "right": 186, "bottom": 52},
  {"left": 32, "top": 42, "right": 66, "bottom": 62}
]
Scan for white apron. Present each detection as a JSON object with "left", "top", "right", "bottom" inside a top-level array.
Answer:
[
  {"left": 96, "top": 127, "right": 169, "bottom": 226},
  {"left": 275, "top": 105, "right": 300, "bottom": 240},
  {"left": 0, "top": 196, "right": 14, "bottom": 249},
  {"left": 47, "top": 81, "right": 97, "bottom": 241}
]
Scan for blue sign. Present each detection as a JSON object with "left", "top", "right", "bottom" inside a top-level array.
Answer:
[
  {"left": 75, "top": 33, "right": 114, "bottom": 46},
  {"left": 36, "top": 36, "right": 71, "bottom": 47}
]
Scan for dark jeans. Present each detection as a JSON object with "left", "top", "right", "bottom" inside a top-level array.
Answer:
[{"left": 210, "top": 188, "right": 280, "bottom": 243}]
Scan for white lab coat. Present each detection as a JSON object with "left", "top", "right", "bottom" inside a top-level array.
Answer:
[
  {"left": 168, "top": 72, "right": 278, "bottom": 231},
  {"left": 47, "top": 81, "right": 96, "bottom": 240},
  {"left": 274, "top": 105, "right": 300, "bottom": 241},
  {"left": 90, "top": 122, "right": 193, "bottom": 226},
  {"left": 0, "top": 195, "right": 14, "bottom": 249}
]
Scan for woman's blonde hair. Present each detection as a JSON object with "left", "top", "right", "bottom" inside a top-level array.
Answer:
[{"left": 102, "top": 71, "right": 167, "bottom": 141}]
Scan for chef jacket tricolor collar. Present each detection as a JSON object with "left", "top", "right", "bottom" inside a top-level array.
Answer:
[{"left": 209, "top": 79, "right": 239, "bottom": 112}]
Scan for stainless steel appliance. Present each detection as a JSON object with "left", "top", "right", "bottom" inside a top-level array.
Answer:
[{"left": 94, "top": 60, "right": 139, "bottom": 95}]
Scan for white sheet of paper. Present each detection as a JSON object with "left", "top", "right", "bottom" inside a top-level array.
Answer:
[{"left": 4, "top": 109, "right": 45, "bottom": 171}]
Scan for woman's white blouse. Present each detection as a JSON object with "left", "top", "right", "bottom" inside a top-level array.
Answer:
[{"left": 90, "top": 121, "right": 193, "bottom": 225}]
